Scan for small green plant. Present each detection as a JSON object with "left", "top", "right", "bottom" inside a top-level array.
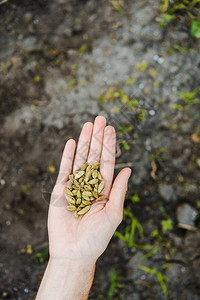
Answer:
[
  {"left": 138, "top": 108, "right": 147, "bottom": 122},
  {"left": 174, "top": 44, "right": 187, "bottom": 53},
  {"left": 125, "top": 77, "right": 136, "bottom": 86},
  {"left": 117, "top": 124, "right": 133, "bottom": 136},
  {"left": 173, "top": 103, "right": 183, "bottom": 110},
  {"left": 161, "top": 219, "right": 173, "bottom": 231},
  {"left": 176, "top": 87, "right": 199, "bottom": 106},
  {"left": 69, "top": 79, "right": 77, "bottom": 87},
  {"left": 138, "top": 265, "right": 168, "bottom": 297},
  {"left": 134, "top": 60, "right": 149, "bottom": 72},
  {"left": 159, "top": 0, "right": 200, "bottom": 38},
  {"left": 107, "top": 269, "right": 123, "bottom": 299},
  {"left": 21, "top": 184, "right": 31, "bottom": 195},
  {"left": 153, "top": 80, "right": 160, "bottom": 87},
  {"left": 35, "top": 248, "right": 48, "bottom": 264},
  {"left": 191, "top": 20, "right": 200, "bottom": 38},
  {"left": 159, "top": 13, "right": 176, "bottom": 26},
  {"left": 127, "top": 99, "right": 139, "bottom": 110},
  {"left": 1, "top": 62, "right": 8, "bottom": 74},
  {"left": 130, "top": 194, "right": 140, "bottom": 203},
  {"left": 78, "top": 44, "right": 87, "bottom": 57},
  {"left": 111, "top": 0, "right": 126, "bottom": 14},
  {"left": 122, "top": 141, "right": 130, "bottom": 151},
  {"left": 33, "top": 75, "right": 41, "bottom": 83},
  {"left": 115, "top": 208, "right": 153, "bottom": 250}
]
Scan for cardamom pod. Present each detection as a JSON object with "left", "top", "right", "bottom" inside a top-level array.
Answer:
[
  {"left": 82, "top": 191, "right": 93, "bottom": 197},
  {"left": 75, "top": 170, "right": 85, "bottom": 179},
  {"left": 82, "top": 200, "right": 91, "bottom": 206},
  {"left": 72, "top": 189, "right": 78, "bottom": 195},
  {"left": 92, "top": 162, "right": 100, "bottom": 169},
  {"left": 82, "top": 194, "right": 90, "bottom": 201},
  {"left": 98, "top": 181, "right": 105, "bottom": 194},
  {"left": 66, "top": 205, "right": 76, "bottom": 211},
  {"left": 77, "top": 190, "right": 81, "bottom": 198},
  {"left": 88, "top": 179, "right": 98, "bottom": 185},
  {"left": 73, "top": 210, "right": 79, "bottom": 218},
  {"left": 92, "top": 169, "right": 97, "bottom": 179},
  {"left": 64, "top": 194, "right": 75, "bottom": 204},
  {"left": 76, "top": 198, "right": 82, "bottom": 205},
  {"left": 77, "top": 205, "right": 91, "bottom": 215},
  {"left": 97, "top": 171, "right": 102, "bottom": 180},
  {"left": 99, "top": 187, "right": 105, "bottom": 195},
  {"left": 69, "top": 174, "right": 74, "bottom": 183},
  {"left": 81, "top": 162, "right": 88, "bottom": 171},
  {"left": 65, "top": 188, "right": 73, "bottom": 196},
  {"left": 95, "top": 195, "right": 107, "bottom": 202},
  {"left": 84, "top": 184, "right": 92, "bottom": 191},
  {"left": 85, "top": 170, "right": 92, "bottom": 182}
]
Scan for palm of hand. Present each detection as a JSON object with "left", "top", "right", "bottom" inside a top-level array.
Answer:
[{"left": 48, "top": 117, "right": 131, "bottom": 263}]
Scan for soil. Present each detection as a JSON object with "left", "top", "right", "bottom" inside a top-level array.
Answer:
[{"left": 0, "top": 0, "right": 200, "bottom": 299}]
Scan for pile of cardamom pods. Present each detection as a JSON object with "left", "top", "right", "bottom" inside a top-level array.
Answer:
[{"left": 64, "top": 162, "right": 106, "bottom": 218}]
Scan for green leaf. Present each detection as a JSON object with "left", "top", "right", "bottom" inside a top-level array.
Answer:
[
  {"left": 173, "top": 103, "right": 183, "bottom": 110},
  {"left": 162, "top": 13, "right": 176, "bottom": 22},
  {"left": 131, "top": 194, "right": 140, "bottom": 203},
  {"left": 122, "top": 141, "right": 130, "bottom": 151},
  {"left": 161, "top": 219, "right": 173, "bottom": 231},
  {"left": 98, "top": 95, "right": 107, "bottom": 103},
  {"left": 191, "top": 21, "right": 200, "bottom": 38}
]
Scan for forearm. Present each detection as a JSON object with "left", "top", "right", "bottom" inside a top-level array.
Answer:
[{"left": 36, "top": 257, "right": 96, "bottom": 300}]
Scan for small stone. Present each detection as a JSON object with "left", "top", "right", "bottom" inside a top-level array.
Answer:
[
  {"left": 166, "top": 264, "right": 182, "bottom": 284},
  {"left": 22, "top": 36, "right": 42, "bottom": 52},
  {"left": 158, "top": 184, "right": 175, "bottom": 202},
  {"left": 0, "top": 179, "right": 5, "bottom": 185},
  {"left": 176, "top": 204, "right": 197, "bottom": 230},
  {"left": 149, "top": 109, "right": 156, "bottom": 116}
]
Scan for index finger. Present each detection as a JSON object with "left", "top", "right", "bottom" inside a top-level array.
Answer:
[{"left": 55, "top": 139, "right": 76, "bottom": 186}]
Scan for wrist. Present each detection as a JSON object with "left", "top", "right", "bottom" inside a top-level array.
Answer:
[
  {"left": 48, "top": 256, "right": 96, "bottom": 274},
  {"left": 36, "top": 257, "right": 96, "bottom": 300}
]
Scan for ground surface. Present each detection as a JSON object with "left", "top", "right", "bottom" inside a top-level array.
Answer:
[{"left": 0, "top": 0, "right": 200, "bottom": 299}]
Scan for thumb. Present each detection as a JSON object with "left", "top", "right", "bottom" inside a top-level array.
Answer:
[{"left": 106, "top": 168, "right": 132, "bottom": 225}]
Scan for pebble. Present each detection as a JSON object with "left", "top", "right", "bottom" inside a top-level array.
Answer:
[
  {"left": 158, "top": 184, "right": 175, "bottom": 202},
  {"left": 153, "top": 54, "right": 164, "bottom": 64},
  {"left": 149, "top": 109, "right": 156, "bottom": 116},
  {"left": 0, "top": 179, "right": 5, "bottom": 185},
  {"left": 176, "top": 204, "right": 197, "bottom": 230}
]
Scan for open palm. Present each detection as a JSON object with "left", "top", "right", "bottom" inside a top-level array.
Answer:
[{"left": 48, "top": 116, "right": 131, "bottom": 264}]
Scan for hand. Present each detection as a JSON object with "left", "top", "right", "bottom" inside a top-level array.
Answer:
[{"left": 48, "top": 116, "right": 132, "bottom": 265}]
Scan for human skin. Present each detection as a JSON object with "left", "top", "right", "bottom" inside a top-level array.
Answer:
[{"left": 36, "top": 116, "right": 132, "bottom": 300}]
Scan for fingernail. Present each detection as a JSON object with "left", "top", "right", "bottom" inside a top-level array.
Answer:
[{"left": 128, "top": 168, "right": 132, "bottom": 178}]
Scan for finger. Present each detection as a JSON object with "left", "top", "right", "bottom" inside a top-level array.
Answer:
[
  {"left": 106, "top": 168, "right": 132, "bottom": 225},
  {"left": 87, "top": 116, "right": 106, "bottom": 165},
  {"left": 73, "top": 122, "right": 93, "bottom": 172},
  {"left": 55, "top": 139, "right": 76, "bottom": 186},
  {"left": 99, "top": 126, "right": 116, "bottom": 198}
]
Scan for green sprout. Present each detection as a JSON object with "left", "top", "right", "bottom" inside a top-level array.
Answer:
[
  {"left": 78, "top": 44, "right": 87, "bottom": 57},
  {"left": 35, "top": 248, "right": 48, "bottom": 264},
  {"left": 115, "top": 208, "right": 153, "bottom": 250},
  {"left": 138, "top": 265, "right": 168, "bottom": 297},
  {"left": 130, "top": 194, "right": 140, "bottom": 203},
  {"left": 161, "top": 219, "right": 173, "bottom": 231},
  {"left": 107, "top": 269, "right": 123, "bottom": 300},
  {"left": 176, "top": 88, "right": 199, "bottom": 106},
  {"left": 122, "top": 141, "right": 130, "bottom": 151}
]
